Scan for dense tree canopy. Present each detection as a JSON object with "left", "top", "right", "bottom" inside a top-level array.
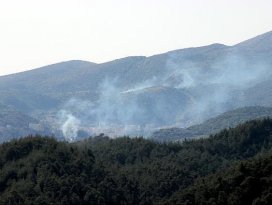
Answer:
[{"left": 1, "top": 119, "right": 272, "bottom": 204}]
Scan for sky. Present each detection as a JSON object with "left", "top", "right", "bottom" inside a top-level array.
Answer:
[{"left": 0, "top": 0, "right": 271, "bottom": 76}]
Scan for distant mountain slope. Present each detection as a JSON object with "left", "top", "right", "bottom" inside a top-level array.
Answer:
[
  {"left": 0, "top": 31, "right": 272, "bottom": 140},
  {"left": 152, "top": 106, "right": 272, "bottom": 141},
  {"left": 0, "top": 105, "right": 52, "bottom": 143},
  {"left": 234, "top": 30, "right": 272, "bottom": 51},
  {"left": 0, "top": 60, "right": 97, "bottom": 111}
]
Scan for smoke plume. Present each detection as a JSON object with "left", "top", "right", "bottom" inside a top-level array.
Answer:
[
  {"left": 58, "top": 110, "right": 81, "bottom": 142},
  {"left": 57, "top": 49, "right": 272, "bottom": 141}
]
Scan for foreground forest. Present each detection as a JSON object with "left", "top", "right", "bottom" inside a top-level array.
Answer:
[{"left": 1, "top": 119, "right": 272, "bottom": 204}]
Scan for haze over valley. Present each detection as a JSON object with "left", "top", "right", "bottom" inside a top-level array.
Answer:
[{"left": 1, "top": 31, "right": 272, "bottom": 142}]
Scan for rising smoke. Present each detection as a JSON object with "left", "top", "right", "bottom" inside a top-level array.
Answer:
[
  {"left": 58, "top": 110, "right": 81, "bottom": 142},
  {"left": 58, "top": 50, "right": 271, "bottom": 141}
]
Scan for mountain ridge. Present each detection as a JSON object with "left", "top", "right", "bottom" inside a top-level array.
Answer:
[
  {"left": 2, "top": 30, "right": 271, "bottom": 79},
  {"left": 0, "top": 30, "right": 272, "bottom": 140}
]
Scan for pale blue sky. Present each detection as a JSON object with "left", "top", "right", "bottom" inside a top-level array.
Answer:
[{"left": 0, "top": 0, "right": 271, "bottom": 76}]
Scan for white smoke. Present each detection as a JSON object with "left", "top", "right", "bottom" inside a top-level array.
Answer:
[
  {"left": 164, "top": 51, "right": 271, "bottom": 125},
  {"left": 57, "top": 78, "right": 151, "bottom": 138},
  {"left": 56, "top": 48, "right": 272, "bottom": 140},
  {"left": 58, "top": 110, "right": 81, "bottom": 142},
  {"left": 120, "top": 76, "right": 158, "bottom": 94}
]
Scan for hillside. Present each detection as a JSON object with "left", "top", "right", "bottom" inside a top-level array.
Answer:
[
  {"left": 1, "top": 119, "right": 272, "bottom": 204},
  {"left": 0, "top": 31, "right": 272, "bottom": 140},
  {"left": 0, "top": 106, "right": 53, "bottom": 143},
  {"left": 168, "top": 152, "right": 272, "bottom": 205},
  {"left": 152, "top": 106, "right": 272, "bottom": 141}
]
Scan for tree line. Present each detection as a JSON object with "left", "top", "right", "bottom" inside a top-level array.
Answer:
[{"left": 1, "top": 119, "right": 272, "bottom": 204}]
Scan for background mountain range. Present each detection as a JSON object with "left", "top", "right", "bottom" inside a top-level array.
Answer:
[
  {"left": 0, "top": 31, "right": 272, "bottom": 141},
  {"left": 152, "top": 106, "right": 272, "bottom": 141}
]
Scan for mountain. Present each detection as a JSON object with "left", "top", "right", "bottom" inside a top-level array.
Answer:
[
  {"left": 0, "top": 60, "right": 97, "bottom": 112},
  {"left": 152, "top": 106, "right": 272, "bottom": 141},
  {"left": 234, "top": 30, "right": 272, "bottom": 51},
  {"left": 0, "top": 31, "right": 272, "bottom": 140},
  {"left": 1, "top": 118, "right": 272, "bottom": 204},
  {"left": 0, "top": 105, "right": 53, "bottom": 143}
]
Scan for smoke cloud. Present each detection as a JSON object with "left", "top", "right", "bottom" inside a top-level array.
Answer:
[
  {"left": 58, "top": 110, "right": 81, "bottom": 142},
  {"left": 57, "top": 49, "right": 272, "bottom": 141}
]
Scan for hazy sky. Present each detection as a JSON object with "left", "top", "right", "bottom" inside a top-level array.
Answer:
[{"left": 0, "top": 0, "right": 271, "bottom": 76}]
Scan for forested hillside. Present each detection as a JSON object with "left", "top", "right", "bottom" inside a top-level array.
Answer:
[
  {"left": 152, "top": 106, "right": 272, "bottom": 141},
  {"left": 168, "top": 152, "right": 272, "bottom": 205},
  {"left": 1, "top": 118, "right": 272, "bottom": 204}
]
